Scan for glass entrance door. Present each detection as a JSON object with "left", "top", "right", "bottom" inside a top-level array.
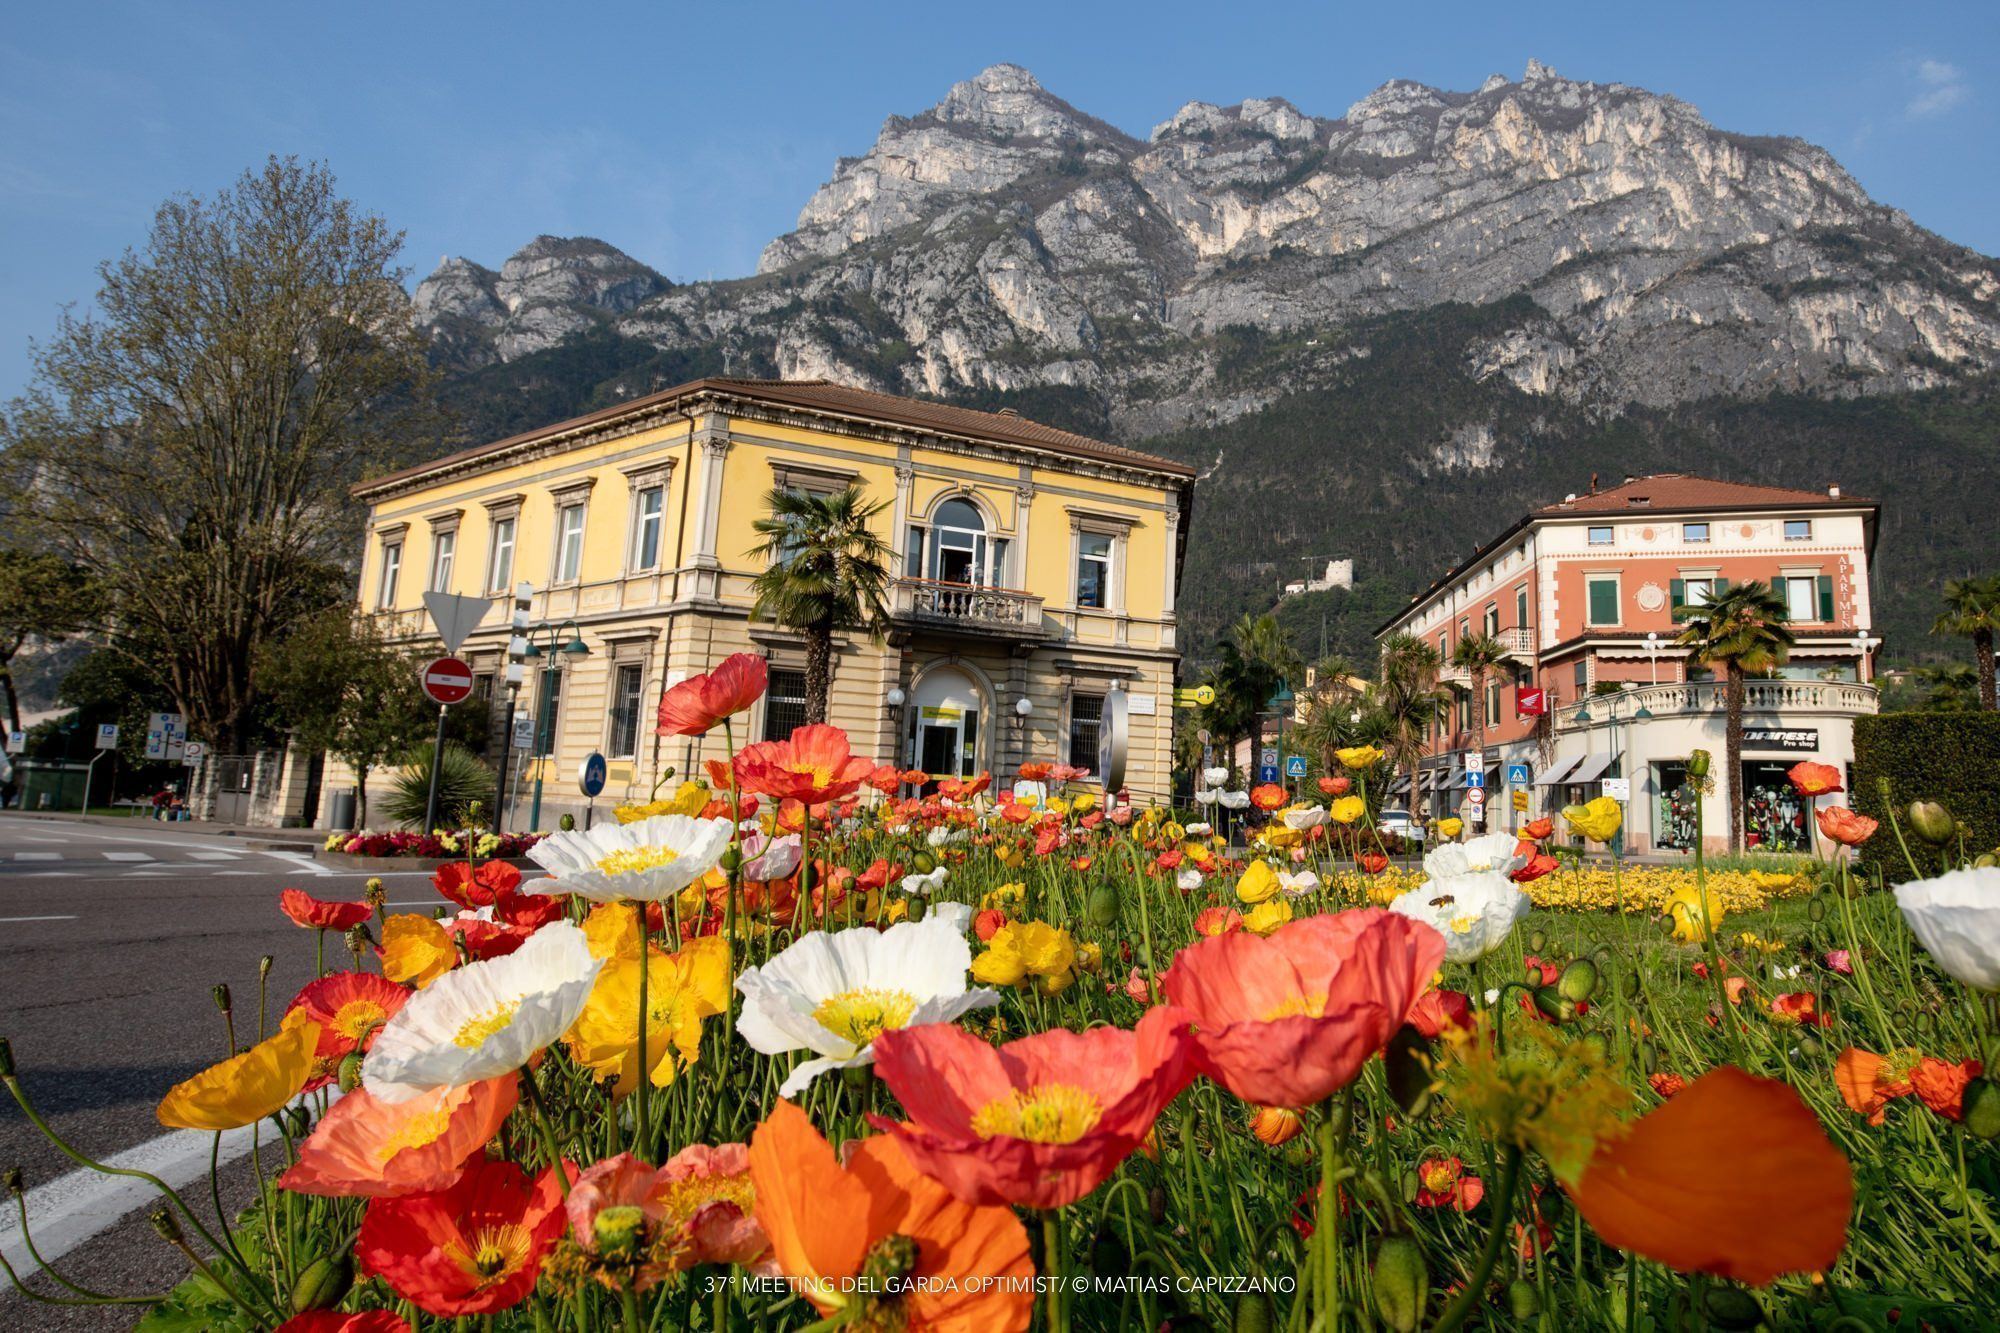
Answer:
[{"left": 919, "top": 713, "right": 962, "bottom": 778}]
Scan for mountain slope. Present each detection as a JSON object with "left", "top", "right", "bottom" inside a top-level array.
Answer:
[{"left": 407, "top": 61, "right": 2000, "bottom": 667}]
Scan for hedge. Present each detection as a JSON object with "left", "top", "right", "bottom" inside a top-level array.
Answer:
[{"left": 1852, "top": 712, "right": 2000, "bottom": 868}]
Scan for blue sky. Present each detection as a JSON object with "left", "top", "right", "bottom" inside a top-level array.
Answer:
[{"left": 2, "top": 0, "right": 1995, "bottom": 399}]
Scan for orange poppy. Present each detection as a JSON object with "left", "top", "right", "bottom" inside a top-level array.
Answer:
[
  {"left": 1356, "top": 853, "right": 1389, "bottom": 875},
  {"left": 565, "top": 1146, "right": 767, "bottom": 1290},
  {"left": 280, "top": 1075, "right": 518, "bottom": 1197},
  {"left": 280, "top": 888, "right": 373, "bottom": 932},
  {"left": 1570, "top": 1067, "right": 1851, "bottom": 1285},
  {"left": 749, "top": 1100, "right": 1033, "bottom": 1331},
  {"left": 1159, "top": 908, "right": 1445, "bottom": 1109},
  {"left": 867, "top": 1005, "right": 1194, "bottom": 1208},
  {"left": 656, "top": 652, "right": 767, "bottom": 736},
  {"left": 1835, "top": 1045, "right": 1919, "bottom": 1123},
  {"left": 1192, "top": 906, "right": 1242, "bottom": 936},
  {"left": 379, "top": 913, "right": 458, "bottom": 988},
  {"left": 1647, "top": 1072, "right": 1687, "bottom": 1099},
  {"left": 432, "top": 859, "right": 520, "bottom": 911},
  {"left": 1405, "top": 988, "right": 1472, "bottom": 1040},
  {"left": 1911, "top": 1056, "right": 1983, "bottom": 1121},
  {"left": 356, "top": 1156, "right": 571, "bottom": 1316},
  {"left": 283, "top": 972, "right": 410, "bottom": 1090},
  {"left": 1249, "top": 1105, "right": 1304, "bottom": 1145},
  {"left": 1250, "top": 783, "right": 1287, "bottom": 811},
  {"left": 1816, "top": 806, "right": 1877, "bottom": 847},
  {"left": 1768, "top": 992, "right": 1828, "bottom": 1028},
  {"left": 1017, "top": 762, "right": 1052, "bottom": 782},
  {"left": 1786, "top": 761, "right": 1843, "bottom": 798},
  {"left": 733, "top": 723, "right": 874, "bottom": 806},
  {"left": 1317, "top": 775, "right": 1351, "bottom": 796},
  {"left": 1521, "top": 817, "right": 1555, "bottom": 840}
]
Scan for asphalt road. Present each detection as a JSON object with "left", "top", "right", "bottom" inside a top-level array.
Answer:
[{"left": 0, "top": 817, "right": 453, "bottom": 1329}]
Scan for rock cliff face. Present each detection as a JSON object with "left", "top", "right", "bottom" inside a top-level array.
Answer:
[{"left": 414, "top": 61, "right": 2000, "bottom": 416}]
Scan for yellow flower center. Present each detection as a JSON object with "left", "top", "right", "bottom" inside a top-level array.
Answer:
[
  {"left": 972, "top": 1084, "right": 1105, "bottom": 1143},
  {"left": 812, "top": 988, "right": 918, "bottom": 1046},
  {"left": 1449, "top": 914, "right": 1476, "bottom": 935},
  {"left": 596, "top": 846, "right": 683, "bottom": 877},
  {"left": 452, "top": 1001, "right": 521, "bottom": 1049},
  {"left": 1260, "top": 992, "right": 1329, "bottom": 1022},
  {"left": 454, "top": 1223, "right": 531, "bottom": 1285},
  {"left": 332, "top": 999, "right": 388, "bottom": 1042},
  {"left": 375, "top": 1103, "right": 455, "bottom": 1163},
  {"left": 1419, "top": 1160, "right": 1459, "bottom": 1192},
  {"left": 655, "top": 1170, "right": 755, "bottom": 1226}
]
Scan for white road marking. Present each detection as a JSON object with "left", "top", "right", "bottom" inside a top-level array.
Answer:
[
  {"left": 23, "top": 872, "right": 77, "bottom": 878},
  {"left": 12, "top": 852, "right": 59, "bottom": 861},
  {"left": 0, "top": 1093, "right": 341, "bottom": 1273},
  {"left": 186, "top": 850, "right": 241, "bottom": 861},
  {"left": 102, "top": 852, "right": 152, "bottom": 862},
  {"left": 262, "top": 851, "right": 332, "bottom": 878},
  {"left": 0, "top": 915, "right": 78, "bottom": 922}
]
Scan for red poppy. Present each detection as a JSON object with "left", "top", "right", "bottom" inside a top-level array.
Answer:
[
  {"left": 1317, "top": 775, "right": 1351, "bottom": 796},
  {"left": 1569, "top": 1067, "right": 1852, "bottom": 1286},
  {"left": 1355, "top": 853, "right": 1389, "bottom": 875},
  {"left": 900, "top": 768, "right": 931, "bottom": 786},
  {"left": 1769, "top": 992, "right": 1829, "bottom": 1028},
  {"left": 1647, "top": 1072, "right": 1688, "bottom": 1099},
  {"left": 1159, "top": 908, "right": 1445, "bottom": 1109},
  {"left": 1405, "top": 988, "right": 1472, "bottom": 1040},
  {"left": 1521, "top": 817, "right": 1554, "bottom": 840},
  {"left": 867, "top": 765, "right": 904, "bottom": 795},
  {"left": 750, "top": 1101, "right": 1033, "bottom": 1331},
  {"left": 656, "top": 653, "right": 768, "bottom": 737},
  {"left": 493, "top": 885, "right": 568, "bottom": 930},
  {"left": 1816, "top": 806, "right": 1877, "bottom": 847},
  {"left": 277, "top": 1315, "right": 412, "bottom": 1333},
  {"left": 1413, "top": 1156, "right": 1484, "bottom": 1211},
  {"left": 432, "top": 860, "right": 521, "bottom": 911},
  {"left": 856, "top": 858, "right": 902, "bottom": 891},
  {"left": 1250, "top": 783, "right": 1287, "bottom": 811},
  {"left": 1912, "top": 1056, "right": 1983, "bottom": 1121},
  {"left": 1192, "top": 906, "right": 1243, "bottom": 936},
  {"left": 284, "top": 972, "right": 410, "bottom": 1090},
  {"left": 974, "top": 909, "right": 1009, "bottom": 942},
  {"left": 447, "top": 915, "right": 532, "bottom": 962},
  {"left": 1510, "top": 853, "right": 1559, "bottom": 884},
  {"left": 280, "top": 888, "right": 373, "bottom": 932},
  {"left": 734, "top": 724, "right": 874, "bottom": 806},
  {"left": 1786, "top": 761, "right": 1843, "bottom": 798},
  {"left": 868, "top": 1005, "right": 1193, "bottom": 1209},
  {"left": 356, "top": 1156, "right": 570, "bottom": 1316}
]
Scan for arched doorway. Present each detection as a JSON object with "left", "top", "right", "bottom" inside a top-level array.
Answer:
[{"left": 911, "top": 665, "right": 984, "bottom": 779}]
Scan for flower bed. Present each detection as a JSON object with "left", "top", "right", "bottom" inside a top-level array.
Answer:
[
  {"left": 5, "top": 664, "right": 1997, "bottom": 1331},
  {"left": 321, "top": 828, "right": 546, "bottom": 861}
]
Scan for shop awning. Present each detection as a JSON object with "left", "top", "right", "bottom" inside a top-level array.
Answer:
[
  {"left": 1566, "top": 752, "right": 1619, "bottom": 786},
  {"left": 1534, "top": 756, "right": 1581, "bottom": 787},
  {"left": 1387, "top": 775, "right": 1411, "bottom": 797}
]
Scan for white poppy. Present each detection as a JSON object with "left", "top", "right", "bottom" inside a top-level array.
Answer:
[
  {"left": 1185, "top": 822, "right": 1213, "bottom": 837},
  {"left": 1282, "top": 806, "right": 1328, "bottom": 832},
  {"left": 1194, "top": 788, "right": 1221, "bottom": 806},
  {"left": 1422, "top": 831, "right": 1526, "bottom": 881},
  {"left": 1894, "top": 867, "right": 2000, "bottom": 991},
  {"left": 735, "top": 917, "right": 1001, "bottom": 1096},
  {"left": 363, "top": 921, "right": 601, "bottom": 1103},
  {"left": 1176, "top": 868, "right": 1205, "bottom": 892},
  {"left": 1278, "top": 870, "right": 1320, "bottom": 898},
  {"left": 925, "top": 826, "right": 966, "bottom": 848},
  {"left": 740, "top": 830, "right": 802, "bottom": 882},
  {"left": 1390, "top": 874, "right": 1530, "bottom": 964},
  {"left": 899, "top": 866, "right": 949, "bottom": 896},
  {"left": 1203, "top": 767, "right": 1230, "bottom": 786},
  {"left": 1218, "top": 790, "right": 1251, "bottom": 811},
  {"left": 526, "top": 814, "right": 734, "bottom": 902},
  {"left": 924, "top": 900, "right": 975, "bottom": 936}
]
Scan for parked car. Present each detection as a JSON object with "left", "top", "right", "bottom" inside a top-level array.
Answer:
[{"left": 1376, "top": 807, "right": 1424, "bottom": 840}]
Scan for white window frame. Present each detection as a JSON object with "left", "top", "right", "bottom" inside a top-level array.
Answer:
[
  {"left": 607, "top": 661, "right": 645, "bottom": 760},
  {"left": 1784, "top": 575, "right": 1818, "bottom": 623},
  {"left": 1585, "top": 573, "right": 1622, "bottom": 627},
  {"left": 1075, "top": 530, "right": 1114, "bottom": 609},
  {"left": 376, "top": 540, "right": 402, "bottom": 609},
  {"left": 486, "top": 515, "right": 516, "bottom": 594},
  {"left": 1784, "top": 519, "right": 1813, "bottom": 541},
  {"left": 1587, "top": 526, "right": 1614, "bottom": 546},
  {"left": 1682, "top": 522, "right": 1710, "bottom": 543},
  {"left": 1684, "top": 576, "right": 1716, "bottom": 608},
  {"left": 554, "top": 503, "right": 587, "bottom": 584},
  {"left": 428, "top": 529, "right": 456, "bottom": 593},
  {"left": 630, "top": 485, "right": 664, "bottom": 573}
]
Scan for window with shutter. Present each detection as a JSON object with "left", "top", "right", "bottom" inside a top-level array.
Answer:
[
  {"left": 1669, "top": 578, "right": 1685, "bottom": 621},
  {"left": 1586, "top": 576, "right": 1620, "bottom": 626},
  {"left": 1817, "top": 575, "right": 1834, "bottom": 623}
]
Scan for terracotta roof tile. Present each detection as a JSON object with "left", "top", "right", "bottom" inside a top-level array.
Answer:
[
  {"left": 355, "top": 377, "right": 1194, "bottom": 496},
  {"left": 1533, "top": 473, "right": 1870, "bottom": 515}
]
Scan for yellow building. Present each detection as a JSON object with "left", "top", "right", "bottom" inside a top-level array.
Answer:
[{"left": 338, "top": 378, "right": 1196, "bottom": 824}]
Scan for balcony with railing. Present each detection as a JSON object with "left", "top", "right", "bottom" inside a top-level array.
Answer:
[
  {"left": 889, "top": 579, "right": 1048, "bottom": 640},
  {"left": 1554, "top": 679, "right": 1879, "bottom": 730}
]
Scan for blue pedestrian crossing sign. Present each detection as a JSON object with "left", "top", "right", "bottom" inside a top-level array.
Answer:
[
  {"left": 1506, "top": 763, "right": 1532, "bottom": 785},
  {"left": 1284, "top": 755, "right": 1308, "bottom": 778}
]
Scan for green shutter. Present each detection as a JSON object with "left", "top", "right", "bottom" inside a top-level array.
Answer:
[
  {"left": 1669, "top": 578, "right": 1686, "bottom": 621},
  {"left": 1588, "top": 578, "right": 1619, "bottom": 625},
  {"left": 1817, "top": 574, "right": 1834, "bottom": 623},
  {"left": 1713, "top": 577, "right": 1729, "bottom": 598}
]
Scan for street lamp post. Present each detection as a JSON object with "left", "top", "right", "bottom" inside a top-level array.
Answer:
[
  {"left": 517, "top": 608, "right": 591, "bottom": 833},
  {"left": 1853, "top": 630, "right": 1877, "bottom": 685},
  {"left": 1645, "top": 631, "right": 1660, "bottom": 685}
]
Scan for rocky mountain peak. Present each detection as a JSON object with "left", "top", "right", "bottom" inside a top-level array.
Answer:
[
  {"left": 927, "top": 63, "right": 1105, "bottom": 143},
  {"left": 413, "top": 235, "right": 666, "bottom": 363}
]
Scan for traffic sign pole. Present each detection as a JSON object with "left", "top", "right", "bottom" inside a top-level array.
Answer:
[
  {"left": 419, "top": 656, "right": 475, "bottom": 834},
  {"left": 422, "top": 704, "right": 448, "bottom": 834}
]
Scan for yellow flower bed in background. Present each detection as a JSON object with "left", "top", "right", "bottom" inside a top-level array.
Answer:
[{"left": 1335, "top": 864, "right": 1814, "bottom": 915}]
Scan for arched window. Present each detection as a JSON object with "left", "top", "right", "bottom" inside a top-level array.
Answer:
[{"left": 930, "top": 499, "right": 985, "bottom": 585}]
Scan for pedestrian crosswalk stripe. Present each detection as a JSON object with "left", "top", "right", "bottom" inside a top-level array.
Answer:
[
  {"left": 186, "top": 851, "right": 240, "bottom": 860},
  {"left": 102, "top": 852, "right": 152, "bottom": 862},
  {"left": 13, "top": 852, "right": 59, "bottom": 861}
]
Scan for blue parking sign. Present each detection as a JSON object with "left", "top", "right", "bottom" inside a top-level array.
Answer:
[{"left": 1284, "top": 755, "right": 1308, "bottom": 778}]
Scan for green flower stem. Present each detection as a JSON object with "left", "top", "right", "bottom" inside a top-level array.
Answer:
[
  {"left": 1429, "top": 1144, "right": 1522, "bottom": 1333},
  {"left": 1042, "top": 1208, "right": 1066, "bottom": 1332},
  {"left": 636, "top": 903, "right": 652, "bottom": 1163},
  {"left": 723, "top": 717, "right": 743, "bottom": 1057},
  {"left": 519, "top": 1070, "right": 571, "bottom": 1197}
]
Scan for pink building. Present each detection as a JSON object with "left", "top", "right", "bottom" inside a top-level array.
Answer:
[{"left": 1374, "top": 474, "right": 1880, "bottom": 853}]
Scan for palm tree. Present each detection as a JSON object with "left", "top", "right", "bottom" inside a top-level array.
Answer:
[
  {"left": 1449, "top": 633, "right": 1512, "bottom": 751},
  {"left": 1207, "top": 613, "right": 1303, "bottom": 768},
  {"left": 747, "top": 487, "right": 894, "bottom": 723},
  {"left": 1376, "top": 634, "right": 1451, "bottom": 816},
  {"left": 1933, "top": 575, "right": 2000, "bottom": 710},
  {"left": 1673, "top": 580, "right": 1796, "bottom": 853},
  {"left": 1915, "top": 662, "right": 1984, "bottom": 712}
]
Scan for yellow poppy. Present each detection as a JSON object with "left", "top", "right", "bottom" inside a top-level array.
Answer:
[
  {"left": 1329, "top": 796, "right": 1366, "bottom": 825},
  {"left": 158, "top": 1022, "right": 319, "bottom": 1130},
  {"left": 1562, "top": 796, "right": 1624, "bottom": 843},
  {"left": 380, "top": 913, "right": 457, "bottom": 987},
  {"left": 1335, "top": 746, "right": 1385, "bottom": 771},
  {"left": 613, "top": 779, "right": 711, "bottom": 824},
  {"left": 1243, "top": 899, "right": 1293, "bottom": 936},
  {"left": 1260, "top": 825, "right": 1305, "bottom": 851},
  {"left": 1236, "top": 860, "right": 1281, "bottom": 905},
  {"left": 1438, "top": 817, "right": 1464, "bottom": 839},
  {"left": 566, "top": 935, "right": 730, "bottom": 1095},
  {"left": 1665, "top": 882, "right": 1726, "bottom": 943}
]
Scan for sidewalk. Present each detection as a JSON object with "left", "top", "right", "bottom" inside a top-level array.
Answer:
[{"left": 0, "top": 808, "right": 327, "bottom": 852}]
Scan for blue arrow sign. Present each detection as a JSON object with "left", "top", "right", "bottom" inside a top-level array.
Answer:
[{"left": 1257, "top": 765, "right": 1280, "bottom": 784}]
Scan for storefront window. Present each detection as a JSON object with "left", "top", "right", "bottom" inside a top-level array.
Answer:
[
  {"left": 1655, "top": 761, "right": 1696, "bottom": 851},
  {"left": 1743, "top": 761, "right": 1810, "bottom": 852}
]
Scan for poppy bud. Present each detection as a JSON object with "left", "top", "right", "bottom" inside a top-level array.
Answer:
[
  {"left": 1640, "top": 1042, "right": 1659, "bottom": 1073},
  {"left": 1908, "top": 800, "right": 1955, "bottom": 846},
  {"left": 337, "top": 1052, "right": 365, "bottom": 1094},
  {"left": 1507, "top": 1278, "right": 1541, "bottom": 1318},
  {"left": 1233, "top": 1292, "right": 1277, "bottom": 1333},
  {"left": 1702, "top": 1285, "right": 1765, "bottom": 1330},
  {"left": 1577, "top": 1032, "right": 1609, "bottom": 1061},
  {"left": 1528, "top": 930, "right": 1547, "bottom": 953},
  {"left": 1371, "top": 1235, "right": 1428, "bottom": 1333},
  {"left": 210, "top": 984, "right": 231, "bottom": 1013},
  {"left": 1619, "top": 970, "right": 1641, "bottom": 1001},
  {"left": 1087, "top": 882, "right": 1121, "bottom": 927},
  {"left": 1796, "top": 1035, "right": 1824, "bottom": 1060},
  {"left": 364, "top": 879, "right": 386, "bottom": 909},
  {"left": 1558, "top": 958, "right": 1599, "bottom": 1004},
  {"left": 1531, "top": 987, "right": 1572, "bottom": 1023},
  {"left": 259, "top": 955, "right": 274, "bottom": 979},
  {"left": 1148, "top": 1185, "right": 1169, "bottom": 1224},
  {"left": 1807, "top": 893, "right": 1829, "bottom": 922},
  {"left": 2, "top": 1165, "right": 21, "bottom": 1195},
  {"left": 1976, "top": 853, "right": 1998, "bottom": 869},
  {"left": 1963, "top": 1078, "right": 2000, "bottom": 1140},
  {"left": 290, "top": 1254, "right": 351, "bottom": 1313},
  {"left": 1537, "top": 1188, "right": 1567, "bottom": 1227},
  {"left": 1687, "top": 749, "right": 1711, "bottom": 779},
  {"left": 1282, "top": 1138, "right": 1313, "bottom": 1171},
  {"left": 905, "top": 896, "right": 927, "bottom": 922},
  {"left": 148, "top": 1206, "right": 184, "bottom": 1245},
  {"left": 912, "top": 852, "right": 937, "bottom": 875},
  {"left": 1383, "top": 1026, "right": 1432, "bottom": 1115},
  {"left": 1399, "top": 1168, "right": 1420, "bottom": 1203},
  {"left": 1249, "top": 1105, "right": 1305, "bottom": 1146},
  {"left": 558, "top": 814, "right": 576, "bottom": 832}
]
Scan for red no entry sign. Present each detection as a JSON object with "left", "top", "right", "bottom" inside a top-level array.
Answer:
[{"left": 423, "top": 656, "right": 474, "bottom": 705}]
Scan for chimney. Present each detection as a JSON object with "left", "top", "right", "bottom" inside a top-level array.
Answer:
[
  {"left": 1827, "top": 484, "right": 1841, "bottom": 498},
  {"left": 1588, "top": 472, "right": 1599, "bottom": 495}
]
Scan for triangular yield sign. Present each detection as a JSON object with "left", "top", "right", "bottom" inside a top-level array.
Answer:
[{"left": 422, "top": 591, "right": 496, "bottom": 654}]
